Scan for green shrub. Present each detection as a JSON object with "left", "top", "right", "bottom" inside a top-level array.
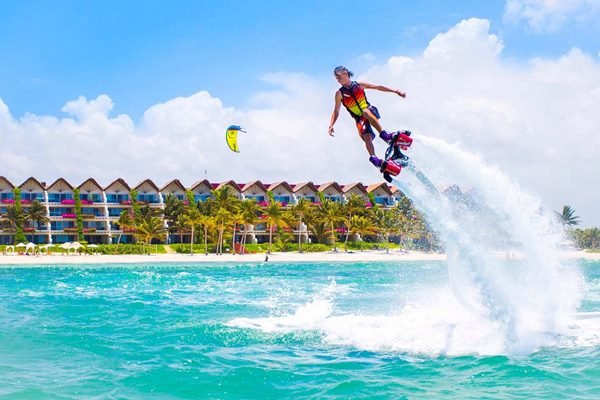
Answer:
[
  {"left": 301, "top": 243, "right": 331, "bottom": 252},
  {"left": 81, "top": 244, "right": 166, "bottom": 255}
]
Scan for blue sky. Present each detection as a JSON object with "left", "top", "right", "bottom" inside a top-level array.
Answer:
[
  {"left": 1, "top": 0, "right": 598, "bottom": 119},
  {"left": 1, "top": 0, "right": 599, "bottom": 226}
]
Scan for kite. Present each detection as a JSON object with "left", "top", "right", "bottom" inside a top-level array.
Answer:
[{"left": 225, "top": 125, "right": 246, "bottom": 153}]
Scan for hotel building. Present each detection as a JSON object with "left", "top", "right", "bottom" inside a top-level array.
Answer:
[{"left": 0, "top": 177, "right": 405, "bottom": 245}]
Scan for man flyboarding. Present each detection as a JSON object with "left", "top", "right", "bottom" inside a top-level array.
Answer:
[{"left": 328, "top": 66, "right": 413, "bottom": 181}]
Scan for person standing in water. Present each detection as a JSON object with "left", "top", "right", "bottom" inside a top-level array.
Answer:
[{"left": 328, "top": 66, "right": 409, "bottom": 169}]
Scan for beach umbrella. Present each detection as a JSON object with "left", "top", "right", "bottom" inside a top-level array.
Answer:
[
  {"left": 71, "top": 241, "right": 82, "bottom": 249},
  {"left": 15, "top": 242, "right": 26, "bottom": 247},
  {"left": 87, "top": 244, "right": 99, "bottom": 248},
  {"left": 60, "top": 242, "right": 72, "bottom": 249}
]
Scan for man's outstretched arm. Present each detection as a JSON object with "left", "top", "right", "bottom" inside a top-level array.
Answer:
[{"left": 359, "top": 82, "right": 406, "bottom": 98}]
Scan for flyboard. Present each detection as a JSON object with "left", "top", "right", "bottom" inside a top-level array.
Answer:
[
  {"left": 378, "top": 130, "right": 439, "bottom": 197},
  {"left": 379, "top": 130, "right": 413, "bottom": 183}
]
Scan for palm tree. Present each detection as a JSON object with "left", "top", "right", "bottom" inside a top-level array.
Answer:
[
  {"left": 212, "top": 187, "right": 237, "bottom": 212},
  {"left": 134, "top": 204, "right": 162, "bottom": 222},
  {"left": 134, "top": 216, "right": 166, "bottom": 251},
  {"left": 184, "top": 205, "right": 204, "bottom": 255},
  {"left": 173, "top": 213, "right": 189, "bottom": 244},
  {"left": 210, "top": 187, "right": 238, "bottom": 254},
  {"left": 316, "top": 199, "right": 344, "bottom": 252},
  {"left": 347, "top": 215, "right": 378, "bottom": 250},
  {"left": 373, "top": 207, "right": 400, "bottom": 253},
  {"left": 228, "top": 199, "right": 243, "bottom": 255},
  {"left": 555, "top": 205, "right": 580, "bottom": 228},
  {"left": 588, "top": 228, "right": 600, "bottom": 249},
  {"left": 24, "top": 200, "right": 49, "bottom": 240},
  {"left": 290, "top": 198, "right": 313, "bottom": 252},
  {"left": 214, "top": 208, "right": 232, "bottom": 255},
  {"left": 237, "top": 199, "right": 261, "bottom": 254},
  {"left": 342, "top": 194, "right": 367, "bottom": 251},
  {"left": 197, "top": 199, "right": 216, "bottom": 255},
  {"left": 115, "top": 210, "right": 134, "bottom": 244},
  {"left": 163, "top": 194, "right": 184, "bottom": 243},
  {"left": 261, "top": 201, "right": 288, "bottom": 254},
  {"left": 392, "top": 198, "right": 421, "bottom": 250},
  {"left": 3, "top": 205, "right": 23, "bottom": 244},
  {"left": 574, "top": 227, "right": 600, "bottom": 250}
]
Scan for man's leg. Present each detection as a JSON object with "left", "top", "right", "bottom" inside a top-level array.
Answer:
[
  {"left": 363, "top": 107, "right": 394, "bottom": 142},
  {"left": 357, "top": 120, "right": 382, "bottom": 168},
  {"left": 362, "top": 132, "right": 376, "bottom": 156},
  {"left": 362, "top": 108, "right": 383, "bottom": 133}
]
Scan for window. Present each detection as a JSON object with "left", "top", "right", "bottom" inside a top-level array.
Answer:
[
  {"left": 194, "top": 194, "right": 211, "bottom": 202},
  {"left": 274, "top": 195, "right": 290, "bottom": 203},
  {"left": 47, "top": 193, "right": 73, "bottom": 202},
  {"left": 106, "top": 194, "right": 129, "bottom": 203},
  {"left": 138, "top": 194, "right": 157, "bottom": 203},
  {"left": 109, "top": 208, "right": 125, "bottom": 217},
  {"left": 22, "top": 192, "right": 44, "bottom": 201}
]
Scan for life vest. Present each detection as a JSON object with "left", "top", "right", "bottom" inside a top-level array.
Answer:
[{"left": 339, "top": 81, "right": 370, "bottom": 117}]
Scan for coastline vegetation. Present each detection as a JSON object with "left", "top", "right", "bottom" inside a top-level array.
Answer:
[
  {"left": 1, "top": 187, "right": 439, "bottom": 255},
  {"left": 3, "top": 196, "right": 598, "bottom": 255}
]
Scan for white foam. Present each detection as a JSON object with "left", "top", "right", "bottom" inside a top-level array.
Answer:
[
  {"left": 230, "top": 135, "right": 590, "bottom": 356},
  {"left": 391, "top": 134, "right": 585, "bottom": 353},
  {"left": 228, "top": 288, "right": 600, "bottom": 355}
]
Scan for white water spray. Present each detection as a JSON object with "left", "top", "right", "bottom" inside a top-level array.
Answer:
[
  {"left": 229, "top": 135, "right": 589, "bottom": 356},
  {"left": 394, "top": 134, "right": 584, "bottom": 353}
]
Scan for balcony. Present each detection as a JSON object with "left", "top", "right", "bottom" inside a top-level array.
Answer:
[
  {"left": 82, "top": 214, "right": 104, "bottom": 219},
  {"left": 83, "top": 230, "right": 109, "bottom": 235}
]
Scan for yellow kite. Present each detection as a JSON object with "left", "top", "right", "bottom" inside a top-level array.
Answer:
[{"left": 225, "top": 125, "right": 246, "bottom": 153}]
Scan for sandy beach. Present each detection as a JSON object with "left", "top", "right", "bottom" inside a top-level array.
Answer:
[{"left": 0, "top": 250, "right": 597, "bottom": 265}]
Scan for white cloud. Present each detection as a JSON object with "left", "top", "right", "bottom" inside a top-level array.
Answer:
[
  {"left": 0, "top": 18, "right": 599, "bottom": 225},
  {"left": 360, "top": 19, "right": 600, "bottom": 226},
  {"left": 504, "top": 0, "right": 600, "bottom": 32}
]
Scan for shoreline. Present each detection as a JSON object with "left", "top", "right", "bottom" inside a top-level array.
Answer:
[{"left": 0, "top": 250, "right": 598, "bottom": 266}]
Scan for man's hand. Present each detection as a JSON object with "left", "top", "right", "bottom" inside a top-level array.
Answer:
[
  {"left": 396, "top": 90, "right": 406, "bottom": 98},
  {"left": 328, "top": 126, "right": 335, "bottom": 136}
]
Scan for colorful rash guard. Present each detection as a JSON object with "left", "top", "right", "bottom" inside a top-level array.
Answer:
[{"left": 339, "top": 81, "right": 370, "bottom": 119}]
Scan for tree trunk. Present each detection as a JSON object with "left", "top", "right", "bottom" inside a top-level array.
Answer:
[
  {"left": 190, "top": 225, "right": 194, "bottom": 255},
  {"left": 386, "top": 234, "right": 390, "bottom": 254},
  {"left": 204, "top": 225, "right": 208, "bottom": 255},
  {"left": 217, "top": 229, "right": 223, "bottom": 255},
  {"left": 298, "top": 218, "right": 302, "bottom": 253},
  {"left": 232, "top": 223, "right": 237, "bottom": 255},
  {"left": 343, "top": 213, "right": 351, "bottom": 252},
  {"left": 331, "top": 222, "right": 337, "bottom": 252},
  {"left": 240, "top": 225, "right": 246, "bottom": 254},
  {"left": 268, "top": 225, "right": 273, "bottom": 254}
]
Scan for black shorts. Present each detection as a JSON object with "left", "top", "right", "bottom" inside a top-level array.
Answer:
[{"left": 353, "top": 105, "right": 380, "bottom": 140}]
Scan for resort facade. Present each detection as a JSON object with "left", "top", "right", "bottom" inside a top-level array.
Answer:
[{"left": 0, "top": 177, "right": 406, "bottom": 245}]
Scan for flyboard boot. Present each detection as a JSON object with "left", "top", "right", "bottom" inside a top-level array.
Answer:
[
  {"left": 380, "top": 130, "right": 412, "bottom": 183},
  {"left": 379, "top": 130, "right": 413, "bottom": 150},
  {"left": 391, "top": 130, "right": 413, "bottom": 150}
]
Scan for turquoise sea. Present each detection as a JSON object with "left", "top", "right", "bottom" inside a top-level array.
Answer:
[{"left": 1, "top": 260, "right": 599, "bottom": 399}]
